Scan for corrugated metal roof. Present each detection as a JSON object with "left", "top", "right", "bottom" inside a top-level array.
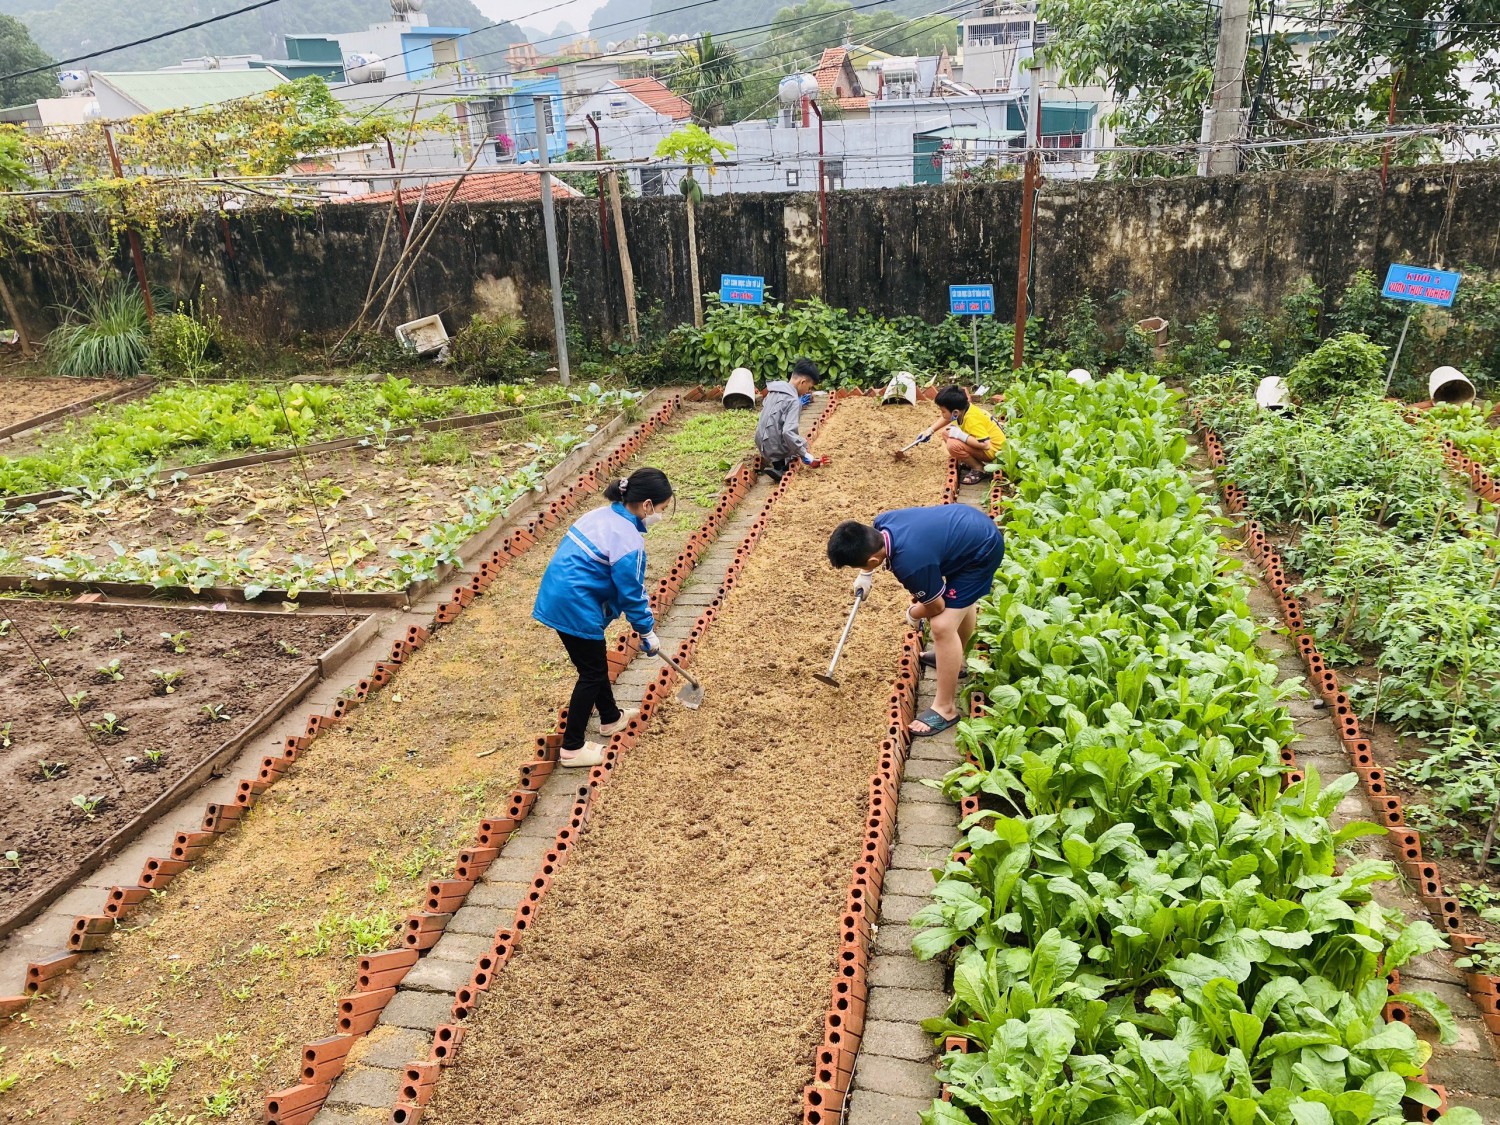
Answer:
[{"left": 94, "top": 70, "right": 286, "bottom": 112}]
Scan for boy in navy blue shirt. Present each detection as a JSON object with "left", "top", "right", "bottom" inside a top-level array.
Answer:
[{"left": 827, "top": 505, "right": 1004, "bottom": 737}]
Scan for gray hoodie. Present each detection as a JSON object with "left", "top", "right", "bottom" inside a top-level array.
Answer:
[{"left": 754, "top": 380, "right": 809, "bottom": 463}]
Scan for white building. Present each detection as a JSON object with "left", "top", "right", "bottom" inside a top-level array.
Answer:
[
  {"left": 566, "top": 77, "right": 693, "bottom": 147},
  {"left": 954, "top": 3, "right": 1115, "bottom": 154},
  {"left": 589, "top": 88, "right": 1101, "bottom": 198}
]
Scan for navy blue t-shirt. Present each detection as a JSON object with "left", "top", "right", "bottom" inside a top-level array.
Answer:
[{"left": 875, "top": 505, "right": 1004, "bottom": 604}]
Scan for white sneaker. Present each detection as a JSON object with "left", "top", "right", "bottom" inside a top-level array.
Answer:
[
  {"left": 598, "top": 708, "right": 639, "bottom": 737},
  {"left": 559, "top": 742, "right": 605, "bottom": 768}
]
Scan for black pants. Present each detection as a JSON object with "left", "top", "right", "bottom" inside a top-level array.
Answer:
[{"left": 557, "top": 631, "right": 621, "bottom": 751}]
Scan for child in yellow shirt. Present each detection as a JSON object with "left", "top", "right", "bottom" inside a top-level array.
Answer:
[{"left": 915, "top": 385, "right": 1003, "bottom": 485}]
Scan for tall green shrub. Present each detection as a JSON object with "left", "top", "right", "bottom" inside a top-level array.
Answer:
[
  {"left": 47, "top": 279, "right": 151, "bottom": 378},
  {"left": 1283, "top": 331, "right": 1386, "bottom": 404}
]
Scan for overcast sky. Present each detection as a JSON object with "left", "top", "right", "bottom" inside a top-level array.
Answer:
[{"left": 470, "top": 0, "right": 608, "bottom": 38}]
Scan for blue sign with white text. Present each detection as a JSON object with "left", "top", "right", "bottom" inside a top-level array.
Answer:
[
  {"left": 1382, "top": 263, "right": 1461, "bottom": 307},
  {"left": 950, "top": 284, "right": 995, "bottom": 316},
  {"left": 720, "top": 275, "right": 765, "bottom": 305}
]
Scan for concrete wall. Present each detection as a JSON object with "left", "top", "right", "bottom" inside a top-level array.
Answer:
[{"left": 4, "top": 165, "right": 1499, "bottom": 345}]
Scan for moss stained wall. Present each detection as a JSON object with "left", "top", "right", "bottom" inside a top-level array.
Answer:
[{"left": 4, "top": 165, "right": 1500, "bottom": 343}]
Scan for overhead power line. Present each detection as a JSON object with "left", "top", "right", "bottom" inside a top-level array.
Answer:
[{"left": 0, "top": 0, "right": 286, "bottom": 84}]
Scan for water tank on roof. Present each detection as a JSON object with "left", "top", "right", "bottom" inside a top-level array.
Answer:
[
  {"left": 777, "top": 76, "right": 804, "bottom": 105},
  {"left": 58, "top": 70, "right": 90, "bottom": 95},
  {"left": 606, "top": 41, "right": 617, "bottom": 51},
  {"left": 345, "top": 53, "right": 388, "bottom": 83},
  {"left": 636, "top": 32, "right": 648, "bottom": 47},
  {"left": 799, "top": 73, "right": 820, "bottom": 99},
  {"left": 81, "top": 99, "right": 102, "bottom": 121},
  {"left": 391, "top": 0, "right": 427, "bottom": 13}
]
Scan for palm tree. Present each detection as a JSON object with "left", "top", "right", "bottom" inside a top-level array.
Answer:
[{"left": 668, "top": 33, "right": 746, "bottom": 125}]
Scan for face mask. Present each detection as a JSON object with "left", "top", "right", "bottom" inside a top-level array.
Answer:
[{"left": 642, "top": 512, "right": 664, "bottom": 530}]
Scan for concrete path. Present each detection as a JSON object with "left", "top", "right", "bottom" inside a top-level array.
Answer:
[{"left": 843, "top": 475, "right": 988, "bottom": 1123}]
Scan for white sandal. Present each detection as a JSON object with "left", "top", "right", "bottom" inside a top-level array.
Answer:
[
  {"left": 598, "top": 708, "right": 640, "bottom": 737},
  {"left": 559, "top": 742, "right": 605, "bottom": 768}
]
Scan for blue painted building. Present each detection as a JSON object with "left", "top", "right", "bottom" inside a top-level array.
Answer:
[{"left": 504, "top": 77, "right": 568, "bottom": 162}]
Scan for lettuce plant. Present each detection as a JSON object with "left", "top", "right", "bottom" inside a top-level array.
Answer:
[{"left": 915, "top": 373, "right": 1461, "bottom": 1124}]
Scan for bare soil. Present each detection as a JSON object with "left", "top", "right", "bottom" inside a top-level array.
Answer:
[
  {"left": 0, "top": 405, "right": 757, "bottom": 1124},
  {"left": 0, "top": 405, "right": 615, "bottom": 589},
  {"left": 0, "top": 603, "right": 357, "bottom": 925},
  {"left": 0, "top": 375, "right": 131, "bottom": 434},
  {"left": 425, "top": 397, "right": 949, "bottom": 1125}
]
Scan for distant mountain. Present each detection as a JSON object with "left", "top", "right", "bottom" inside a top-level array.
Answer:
[
  {"left": 588, "top": 0, "right": 652, "bottom": 42},
  {"left": 589, "top": 0, "right": 949, "bottom": 46},
  {"left": 0, "top": 0, "right": 521, "bottom": 73}
]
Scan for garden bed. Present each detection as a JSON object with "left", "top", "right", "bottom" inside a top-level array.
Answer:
[
  {"left": 0, "top": 375, "right": 147, "bottom": 441},
  {"left": 0, "top": 602, "right": 365, "bottom": 935},
  {"left": 0, "top": 395, "right": 641, "bottom": 605},
  {"left": 0, "top": 376, "right": 576, "bottom": 498},
  {"left": 0, "top": 402, "right": 759, "bottom": 1125},
  {"left": 915, "top": 374, "right": 1458, "bottom": 1122},
  {"left": 1193, "top": 381, "right": 1500, "bottom": 946},
  {"left": 422, "top": 396, "right": 948, "bottom": 1125}
]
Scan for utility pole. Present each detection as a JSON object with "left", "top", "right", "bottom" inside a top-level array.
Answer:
[
  {"left": 1013, "top": 32, "right": 1043, "bottom": 370},
  {"left": 1199, "top": 0, "right": 1252, "bottom": 175},
  {"left": 534, "top": 95, "right": 571, "bottom": 387}
]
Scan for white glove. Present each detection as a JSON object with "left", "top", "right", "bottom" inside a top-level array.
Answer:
[
  {"left": 852, "top": 570, "right": 875, "bottom": 598},
  {"left": 946, "top": 425, "right": 967, "bottom": 443},
  {"left": 905, "top": 605, "right": 924, "bottom": 630},
  {"left": 642, "top": 630, "right": 660, "bottom": 656}
]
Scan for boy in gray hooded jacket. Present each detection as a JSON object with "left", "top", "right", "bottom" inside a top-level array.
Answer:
[{"left": 755, "top": 358, "right": 828, "bottom": 481}]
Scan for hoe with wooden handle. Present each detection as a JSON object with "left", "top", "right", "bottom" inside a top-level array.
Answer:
[
  {"left": 657, "top": 650, "right": 705, "bottom": 709},
  {"left": 815, "top": 588, "right": 866, "bottom": 687}
]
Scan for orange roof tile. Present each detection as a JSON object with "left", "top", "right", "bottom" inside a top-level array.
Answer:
[
  {"left": 814, "top": 47, "right": 854, "bottom": 98},
  {"left": 838, "top": 96, "right": 870, "bottom": 111},
  {"left": 613, "top": 77, "right": 694, "bottom": 120},
  {"left": 353, "top": 171, "right": 581, "bottom": 206}
]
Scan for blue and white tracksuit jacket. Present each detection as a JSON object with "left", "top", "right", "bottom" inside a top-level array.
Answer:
[{"left": 532, "top": 502, "right": 655, "bottom": 640}]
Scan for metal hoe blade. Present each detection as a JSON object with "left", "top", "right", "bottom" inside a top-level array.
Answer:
[
  {"left": 812, "top": 671, "right": 840, "bottom": 687},
  {"left": 658, "top": 651, "right": 705, "bottom": 710}
]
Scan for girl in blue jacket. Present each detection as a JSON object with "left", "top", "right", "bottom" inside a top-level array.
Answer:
[{"left": 532, "top": 467, "right": 672, "bottom": 767}]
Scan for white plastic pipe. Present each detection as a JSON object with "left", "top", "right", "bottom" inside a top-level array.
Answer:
[
  {"left": 1256, "top": 375, "right": 1291, "bottom": 412},
  {"left": 1430, "top": 366, "right": 1476, "bottom": 406},
  {"left": 882, "top": 371, "right": 917, "bottom": 405},
  {"left": 723, "top": 367, "right": 757, "bottom": 409}
]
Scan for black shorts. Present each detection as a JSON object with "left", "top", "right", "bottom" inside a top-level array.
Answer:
[{"left": 943, "top": 536, "right": 1006, "bottom": 610}]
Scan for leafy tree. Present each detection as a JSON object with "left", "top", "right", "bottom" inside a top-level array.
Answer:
[
  {"left": 852, "top": 11, "right": 956, "bottom": 57},
  {"left": 654, "top": 124, "right": 735, "bottom": 327},
  {"left": 554, "top": 140, "right": 634, "bottom": 197},
  {"left": 0, "top": 13, "right": 57, "bottom": 108},
  {"left": 667, "top": 33, "right": 746, "bottom": 124},
  {"left": 1315, "top": 1, "right": 1500, "bottom": 128},
  {"left": 0, "top": 124, "right": 32, "bottom": 187},
  {"left": 764, "top": 0, "right": 956, "bottom": 72},
  {"left": 1040, "top": 0, "right": 1500, "bottom": 175},
  {"left": 767, "top": 0, "right": 855, "bottom": 66}
]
